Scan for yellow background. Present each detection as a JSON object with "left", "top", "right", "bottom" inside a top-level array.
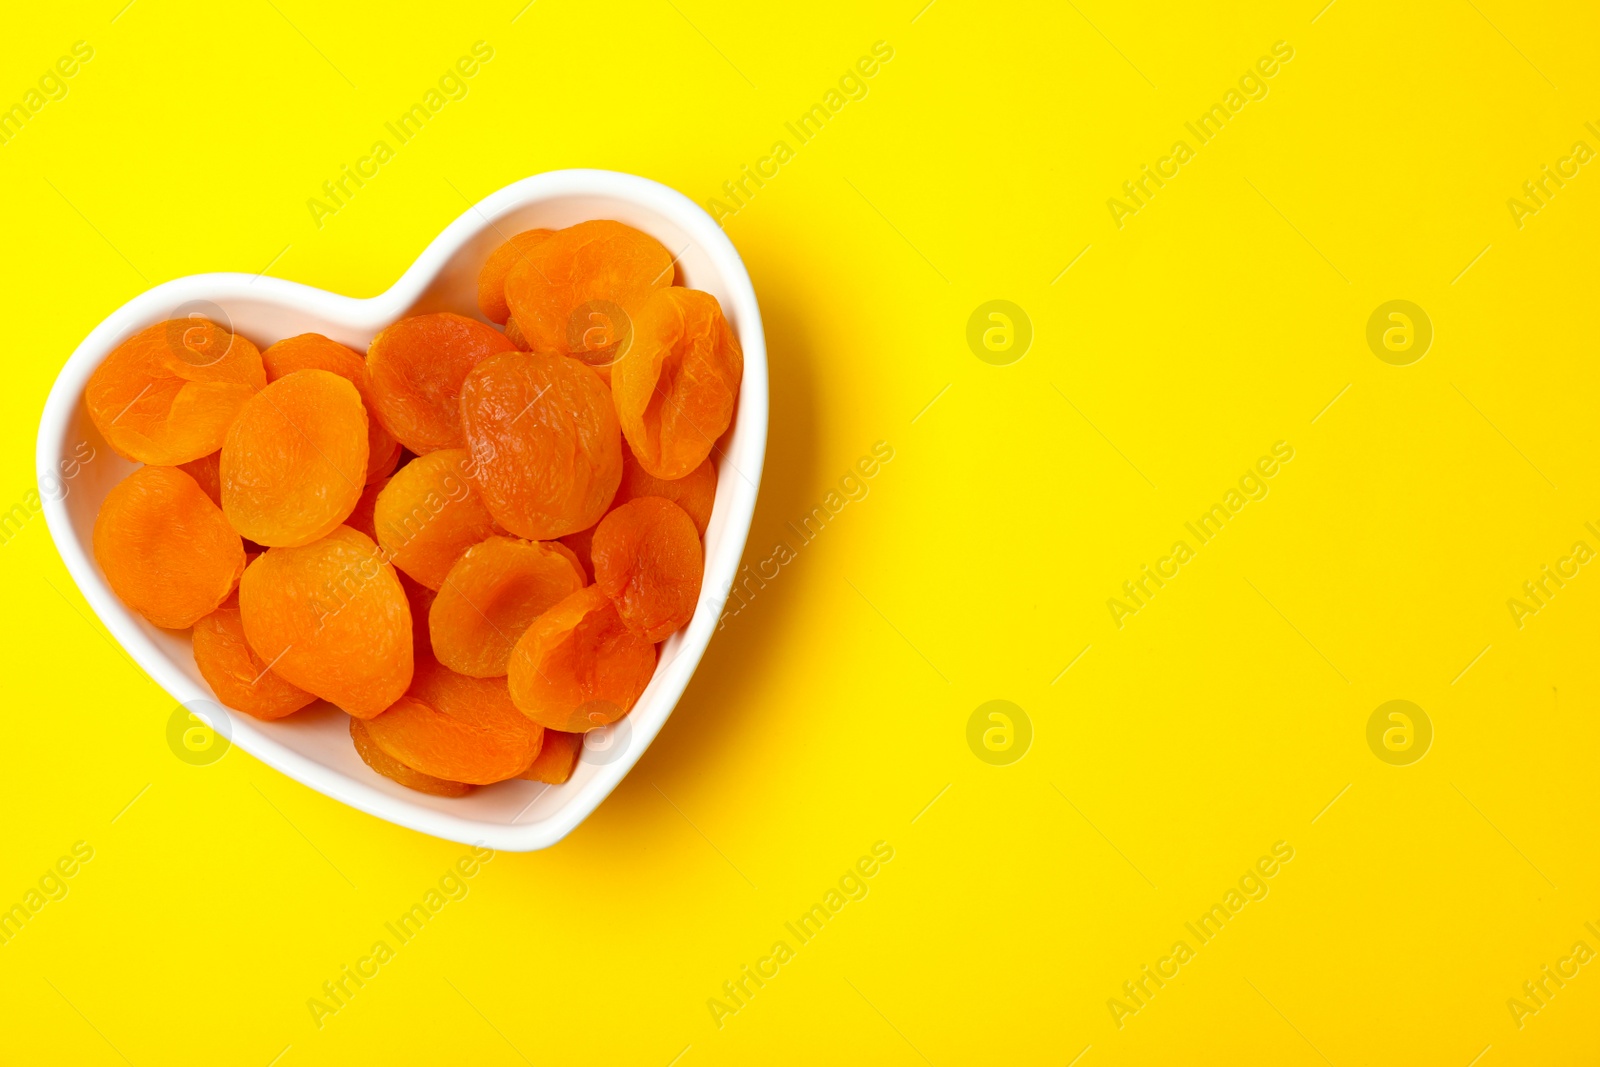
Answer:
[{"left": 3, "top": 0, "right": 1598, "bottom": 1062}]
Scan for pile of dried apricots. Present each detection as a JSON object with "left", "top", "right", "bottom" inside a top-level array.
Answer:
[{"left": 86, "top": 220, "right": 742, "bottom": 797}]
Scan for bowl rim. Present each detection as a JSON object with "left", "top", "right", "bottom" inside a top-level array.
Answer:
[{"left": 34, "top": 168, "right": 768, "bottom": 851}]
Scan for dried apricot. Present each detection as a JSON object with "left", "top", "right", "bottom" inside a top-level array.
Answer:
[
  {"left": 179, "top": 451, "right": 223, "bottom": 508},
  {"left": 365, "top": 658, "right": 543, "bottom": 784},
  {"left": 239, "top": 526, "right": 413, "bottom": 717},
  {"left": 368, "top": 437, "right": 404, "bottom": 483},
  {"left": 616, "top": 447, "right": 717, "bottom": 536},
  {"left": 193, "top": 599, "right": 316, "bottom": 720},
  {"left": 547, "top": 539, "right": 587, "bottom": 583},
  {"left": 518, "top": 729, "right": 582, "bottom": 784},
  {"left": 430, "top": 536, "right": 585, "bottom": 677},
  {"left": 558, "top": 525, "right": 597, "bottom": 581},
  {"left": 478, "top": 228, "right": 554, "bottom": 324},
  {"left": 400, "top": 573, "right": 437, "bottom": 666},
  {"left": 350, "top": 716, "right": 473, "bottom": 797},
  {"left": 503, "top": 220, "right": 673, "bottom": 371},
  {"left": 94, "top": 466, "right": 245, "bottom": 628},
  {"left": 612, "top": 287, "right": 743, "bottom": 480},
  {"left": 263, "top": 332, "right": 401, "bottom": 485},
  {"left": 460, "top": 351, "right": 622, "bottom": 540},
  {"left": 366, "top": 312, "right": 516, "bottom": 454},
  {"left": 504, "top": 317, "right": 532, "bottom": 351},
  {"left": 220, "top": 369, "right": 368, "bottom": 547},
  {"left": 374, "top": 449, "right": 500, "bottom": 589},
  {"left": 507, "top": 585, "right": 655, "bottom": 732},
  {"left": 86, "top": 318, "right": 266, "bottom": 465},
  {"left": 345, "top": 476, "right": 388, "bottom": 543},
  {"left": 592, "top": 497, "right": 703, "bottom": 641}
]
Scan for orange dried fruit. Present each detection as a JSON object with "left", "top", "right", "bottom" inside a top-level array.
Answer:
[
  {"left": 373, "top": 449, "right": 500, "bottom": 589},
  {"left": 612, "top": 287, "right": 743, "bottom": 480},
  {"left": 518, "top": 729, "right": 582, "bottom": 784},
  {"left": 365, "top": 658, "right": 543, "bottom": 784},
  {"left": 592, "top": 497, "right": 703, "bottom": 641},
  {"left": 504, "top": 317, "right": 532, "bottom": 351},
  {"left": 239, "top": 526, "right": 413, "bottom": 717},
  {"left": 345, "top": 476, "right": 388, "bottom": 543},
  {"left": 616, "top": 447, "right": 717, "bottom": 536},
  {"left": 503, "top": 220, "right": 673, "bottom": 371},
  {"left": 558, "top": 525, "right": 597, "bottom": 581},
  {"left": 368, "top": 437, "right": 404, "bottom": 484},
  {"left": 220, "top": 369, "right": 368, "bottom": 547},
  {"left": 460, "top": 351, "right": 622, "bottom": 540},
  {"left": 263, "top": 333, "right": 399, "bottom": 484},
  {"left": 178, "top": 451, "right": 224, "bottom": 508},
  {"left": 400, "top": 573, "right": 437, "bottom": 666},
  {"left": 193, "top": 600, "right": 317, "bottom": 720},
  {"left": 366, "top": 312, "right": 516, "bottom": 454},
  {"left": 85, "top": 318, "right": 266, "bottom": 465},
  {"left": 93, "top": 466, "right": 245, "bottom": 628},
  {"left": 507, "top": 585, "right": 655, "bottom": 733},
  {"left": 546, "top": 539, "right": 587, "bottom": 584},
  {"left": 477, "top": 228, "right": 555, "bottom": 324},
  {"left": 350, "top": 716, "right": 473, "bottom": 797},
  {"left": 430, "top": 536, "right": 585, "bottom": 677}
]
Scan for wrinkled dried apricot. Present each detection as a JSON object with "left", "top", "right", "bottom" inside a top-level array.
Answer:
[
  {"left": 86, "top": 319, "right": 266, "bottom": 466},
  {"left": 239, "top": 526, "right": 413, "bottom": 717},
  {"left": 460, "top": 351, "right": 622, "bottom": 540},
  {"left": 179, "top": 451, "right": 223, "bottom": 508},
  {"left": 94, "top": 466, "right": 245, "bottom": 628},
  {"left": 478, "top": 229, "right": 555, "bottom": 324},
  {"left": 193, "top": 599, "right": 317, "bottom": 720},
  {"left": 592, "top": 497, "right": 703, "bottom": 641},
  {"left": 350, "top": 716, "right": 473, "bottom": 797},
  {"left": 547, "top": 539, "right": 587, "bottom": 583},
  {"left": 558, "top": 525, "right": 598, "bottom": 580},
  {"left": 400, "top": 573, "right": 437, "bottom": 666},
  {"left": 374, "top": 449, "right": 500, "bottom": 589},
  {"left": 504, "top": 317, "right": 532, "bottom": 351},
  {"left": 507, "top": 585, "right": 655, "bottom": 732},
  {"left": 616, "top": 447, "right": 717, "bottom": 536},
  {"left": 430, "top": 536, "right": 585, "bottom": 677},
  {"left": 549, "top": 446, "right": 714, "bottom": 578},
  {"left": 368, "top": 438, "right": 403, "bottom": 483},
  {"left": 220, "top": 369, "right": 368, "bottom": 547},
  {"left": 503, "top": 220, "right": 673, "bottom": 371},
  {"left": 263, "top": 333, "right": 399, "bottom": 485},
  {"left": 612, "top": 287, "right": 743, "bottom": 480},
  {"left": 367, "top": 313, "right": 516, "bottom": 454},
  {"left": 345, "top": 475, "right": 388, "bottom": 543},
  {"left": 365, "top": 658, "right": 542, "bottom": 784},
  {"left": 518, "top": 729, "right": 582, "bottom": 784}
]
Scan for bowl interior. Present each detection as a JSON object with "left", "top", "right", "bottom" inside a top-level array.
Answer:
[{"left": 41, "top": 173, "right": 765, "bottom": 849}]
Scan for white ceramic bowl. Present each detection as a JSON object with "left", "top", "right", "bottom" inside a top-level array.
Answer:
[{"left": 35, "top": 170, "right": 767, "bottom": 851}]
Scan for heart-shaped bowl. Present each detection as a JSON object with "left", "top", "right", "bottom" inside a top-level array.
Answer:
[{"left": 36, "top": 169, "right": 767, "bottom": 851}]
